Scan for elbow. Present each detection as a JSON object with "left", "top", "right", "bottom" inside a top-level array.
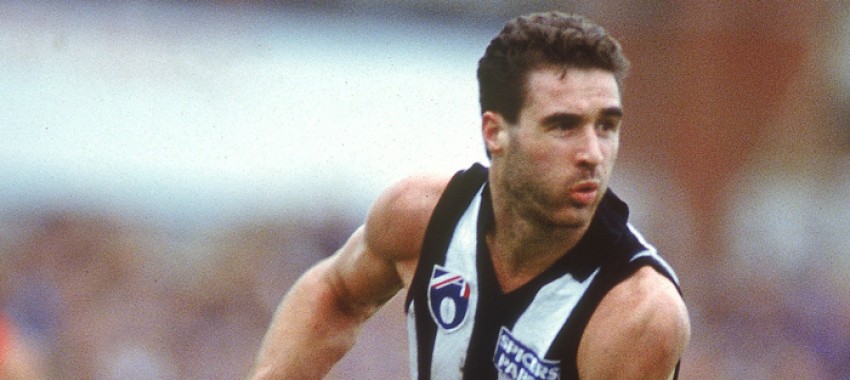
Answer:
[
  {"left": 247, "top": 358, "right": 289, "bottom": 380},
  {"left": 247, "top": 365, "right": 273, "bottom": 380}
]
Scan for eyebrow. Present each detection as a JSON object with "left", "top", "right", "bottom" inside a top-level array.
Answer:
[
  {"left": 600, "top": 107, "right": 624, "bottom": 118},
  {"left": 541, "top": 107, "right": 624, "bottom": 126},
  {"left": 541, "top": 113, "right": 582, "bottom": 127}
]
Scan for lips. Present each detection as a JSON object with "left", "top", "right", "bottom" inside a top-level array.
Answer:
[{"left": 569, "top": 181, "right": 600, "bottom": 206}]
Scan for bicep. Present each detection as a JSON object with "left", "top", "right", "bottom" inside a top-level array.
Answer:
[
  {"left": 249, "top": 227, "right": 405, "bottom": 379},
  {"left": 577, "top": 267, "right": 690, "bottom": 380},
  {"left": 322, "top": 226, "right": 405, "bottom": 320},
  {"left": 316, "top": 173, "right": 449, "bottom": 319}
]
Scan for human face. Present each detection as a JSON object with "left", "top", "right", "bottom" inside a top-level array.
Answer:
[{"left": 486, "top": 67, "right": 622, "bottom": 229}]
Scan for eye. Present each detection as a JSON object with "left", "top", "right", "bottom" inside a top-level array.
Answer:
[
  {"left": 596, "top": 107, "right": 624, "bottom": 133},
  {"left": 555, "top": 121, "right": 580, "bottom": 130},
  {"left": 547, "top": 115, "right": 581, "bottom": 131},
  {"left": 552, "top": 119, "right": 581, "bottom": 131},
  {"left": 597, "top": 118, "right": 621, "bottom": 133}
]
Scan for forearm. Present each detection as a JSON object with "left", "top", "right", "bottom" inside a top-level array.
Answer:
[{"left": 249, "top": 259, "right": 368, "bottom": 380}]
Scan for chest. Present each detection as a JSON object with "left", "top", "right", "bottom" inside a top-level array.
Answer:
[{"left": 406, "top": 194, "right": 602, "bottom": 380}]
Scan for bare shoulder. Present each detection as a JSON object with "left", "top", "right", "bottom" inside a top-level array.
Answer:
[
  {"left": 578, "top": 266, "right": 691, "bottom": 379},
  {"left": 364, "top": 173, "right": 452, "bottom": 284}
]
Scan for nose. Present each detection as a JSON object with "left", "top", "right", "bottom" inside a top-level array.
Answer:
[{"left": 575, "top": 126, "right": 604, "bottom": 167}]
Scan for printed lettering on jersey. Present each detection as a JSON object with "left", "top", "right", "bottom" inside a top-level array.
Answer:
[
  {"left": 494, "top": 327, "right": 560, "bottom": 380},
  {"left": 427, "top": 265, "right": 471, "bottom": 332}
]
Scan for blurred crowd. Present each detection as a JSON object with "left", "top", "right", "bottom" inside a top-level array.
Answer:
[
  {"left": 0, "top": 164, "right": 847, "bottom": 379},
  {"left": 0, "top": 208, "right": 364, "bottom": 379}
]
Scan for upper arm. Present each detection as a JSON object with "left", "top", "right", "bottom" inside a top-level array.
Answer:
[
  {"left": 577, "top": 266, "right": 691, "bottom": 380},
  {"left": 250, "top": 176, "right": 450, "bottom": 379},
  {"left": 322, "top": 174, "right": 451, "bottom": 319}
]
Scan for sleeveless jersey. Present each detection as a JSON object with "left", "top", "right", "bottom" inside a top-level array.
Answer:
[{"left": 404, "top": 163, "right": 682, "bottom": 380}]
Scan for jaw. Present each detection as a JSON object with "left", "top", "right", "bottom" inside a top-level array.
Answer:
[
  {"left": 489, "top": 156, "right": 610, "bottom": 234},
  {"left": 502, "top": 182, "right": 603, "bottom": 232},
  {"left": 546, "top": 202, "right": 601, "bottom": 229}
]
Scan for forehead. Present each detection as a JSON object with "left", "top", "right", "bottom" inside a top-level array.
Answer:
[{"left": 522, "top": 67, "right": 621, "bottom": 117}]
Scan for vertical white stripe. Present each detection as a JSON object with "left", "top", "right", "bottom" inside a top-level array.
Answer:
[
  {"left": 508, "top": 268, "right": 600, "bottom": 364},
  {"left": 407, "top": 302, "right": 419, "bottom": 379},
  {"left": 429, "top": 186, "right": 484, "bottom": 378}
]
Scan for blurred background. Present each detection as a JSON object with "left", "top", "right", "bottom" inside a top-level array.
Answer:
[{"left": 1, "top": 1, "right": 847, "bottom": 379}]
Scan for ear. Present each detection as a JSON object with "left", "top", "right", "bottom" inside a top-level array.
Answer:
[{"left": 482, "top": 111, "right": 509, "bottom": 157}]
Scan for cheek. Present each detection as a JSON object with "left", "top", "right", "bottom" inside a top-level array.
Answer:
[
  {"left": 602, "top": 142, "right": 619, "bottom": 172},
  {"left": 507, "top": 131, "right": 549, "bottom": 164},
  {"left": 523, "top": 142, "right": 556, "bottom": 162},
  {"left": 604, "top": 142, "right": 618, "bottom": 159}
]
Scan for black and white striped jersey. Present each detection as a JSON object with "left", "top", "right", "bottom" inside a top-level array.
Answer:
[{"left": 405, "top": 163, "right": 681, "bottom": 380}]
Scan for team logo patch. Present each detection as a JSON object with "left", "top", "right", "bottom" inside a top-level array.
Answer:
[
  {"left": 427, "top": 265, "right": 471, "bottom": 332},
  {"left": 494, "top": 327, "right": 560, "bottom": 380}
]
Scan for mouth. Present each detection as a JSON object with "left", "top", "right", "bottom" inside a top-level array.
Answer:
[{"left": 568, "top": 181, "right": 600, "bottom": 206}]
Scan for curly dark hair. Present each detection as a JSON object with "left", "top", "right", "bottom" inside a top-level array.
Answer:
[{"left": 477, "top": 12, "right": 630, "bottom": 124}]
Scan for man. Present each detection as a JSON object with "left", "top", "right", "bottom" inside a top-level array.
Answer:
[{"left": 250, "top": 11, "right": 690, "bottom": 380}]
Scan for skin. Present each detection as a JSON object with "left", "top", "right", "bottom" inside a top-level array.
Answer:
[
  {"left": 249, "top": 67, "right": 690, "bottom": 379},
  {"left": 482, "top": 67, "right": 623, "bottom": 292}
]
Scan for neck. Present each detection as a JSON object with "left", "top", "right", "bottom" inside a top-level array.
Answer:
[{"left": 486, "top": 185, "right": 589, "bottom": 293}]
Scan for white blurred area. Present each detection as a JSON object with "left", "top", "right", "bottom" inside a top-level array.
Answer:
[{"left": 0, "top": 1, "right": 488, "bottom": 229}]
